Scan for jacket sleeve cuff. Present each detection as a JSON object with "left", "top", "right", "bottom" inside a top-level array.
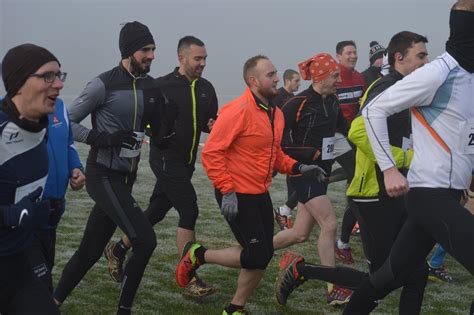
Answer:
[{"left": 292, "top": 162, "right": 302, "bottom": 174}]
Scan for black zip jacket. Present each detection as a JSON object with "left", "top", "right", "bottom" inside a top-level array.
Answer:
[
  {"left": 281, "top": 86, "right": 348, "bottom": 172},
  {"left": 155, "top": 67, "right": 218, "bottom": 166}
]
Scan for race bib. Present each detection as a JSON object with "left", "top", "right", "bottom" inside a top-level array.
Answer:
[
  {"left": 459, "top": 121, "right": 474, "bottom": 154},
  {"left": 402, "top": 135, "right": 412, "bottom": 152},
  {"left": 119, "top": 131, "right": 145, "bottom": 158},
  {"left": 15, "top": 176, "right": 47, "bottom": 203},
  {"left": 321, "top": 136, "right": 336, "bottom": 160}
]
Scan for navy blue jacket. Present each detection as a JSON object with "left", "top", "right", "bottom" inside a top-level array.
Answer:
[{"left": 0, "top": 97, "right": 49, "bottom": 256}]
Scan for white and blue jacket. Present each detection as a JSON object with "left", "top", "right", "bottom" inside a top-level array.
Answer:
[{"left": 363, "top": 52, "right": 474, "bottom": 190}]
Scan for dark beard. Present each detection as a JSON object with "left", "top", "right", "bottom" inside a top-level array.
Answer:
[
  {"left": 130, "top": 56, "right": 150, "bottom": 75},
  {"left": 259, "top": 87, "right": 278, "bottom": 101}
]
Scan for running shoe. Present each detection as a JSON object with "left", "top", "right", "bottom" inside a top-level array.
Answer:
[
  {"left": 335, "top": 242, "right": 354, "bottom": 265},
  {"left": 279, "top": 251, "right": 299, "bottom": 270},
  {"left": 326, "top": 285, "right": 352, "bottom": 306},
  {"left": 175, "top": 241, "right": 203, "bottom": 288},
  {"left": 428, "top": 265, "right": 454, "bottom": 283},
  {"left": 222, "top": 309, "right": 249, "bottom": 315},
  {"left": 103, "top": 241, "right": 125, "bottom": 282},
  {"left": 182, "top": 275, "right": 217, "bottom": 298},
  {"left": 351, "top": 221, "right": 360, "bottom": 236},
  {"left": 274, "top": 208, "right": 293, "bottom": 230},
  {"left": 275, "top": 254, "right": 305, "bottom": 306}
]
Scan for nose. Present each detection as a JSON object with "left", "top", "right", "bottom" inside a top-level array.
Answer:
[
  {"left": 147, "top": 50, "right": 155, "bottom": 61},
  {"left": 52, "top": 77, "right": 64, "bottom": 90}
]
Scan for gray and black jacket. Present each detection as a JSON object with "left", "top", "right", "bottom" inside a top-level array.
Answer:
[{"left": 68, "top": 63, "right": 164, "bottom": 173}]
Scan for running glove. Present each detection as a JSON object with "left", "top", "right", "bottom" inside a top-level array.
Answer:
[
  {"left": 221, "top": 191, "right": 238, "bottom": 221},
  {"left": 298, "top": 164, "right": 327, "bottom": 183},
  {"left": 1, "top": 187, "right": 50, "bottom": 229},
  {"left": 86, "top": 129, "right": 136, "bottom": 148},
  {"left": 48, "top": 198, "right": 66, "bottom": 226}
]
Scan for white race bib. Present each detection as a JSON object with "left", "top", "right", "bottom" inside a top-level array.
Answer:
[
  {"left": 321, "top": 136, "right": 336, "bottom": 160},
  {"left": 459, "top": 121, "right": 474, "bottom": 154},
  {"left": 119, "top": 132, "right": 145, "bottom": 158},
  {"left": 402, "top": 135, "right": 413, "bottom": 152}
]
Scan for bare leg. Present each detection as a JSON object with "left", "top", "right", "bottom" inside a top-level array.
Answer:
[
  {"left": 302, "top": 195, "right": 337, "bottom": 266},
  {"left": 231, "top": 269, "right": 265, "bottom": 306},
  {"left": 177, "top": 228, "right": 195, "bottom": 255},
  {"left": 204, "top": 247, "right": 242, "bottom": 268},
  {"left": 273, "top": 203, "right": 315, "bottom": 250}
]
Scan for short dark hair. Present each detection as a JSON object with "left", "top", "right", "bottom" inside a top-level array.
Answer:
[
  {"left": 452, "top": 0, "right": 474, "bottom": 11},
  {"left": 283, "top": 69, "right": 299, "bottom": 82},
  {"left": 336, "top": 41, "right": 356, "bottom": 55},
  {"left": 177, "top": 36, "right": 205, "bottom": 54},
  {"left": 387, "top": 31, "right": 428, "bottom": 67},
  {"left": 243, "top": 55, "right": 268, "bottom": 86}
]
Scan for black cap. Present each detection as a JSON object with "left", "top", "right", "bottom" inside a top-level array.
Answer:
[
  {"left": 2, "top": 43, "right": 59, "bottom": 97},
  {"left": 119, "top": 21, "right": 155, "bottom": 58},
  {"left": 369, "top": 41, "right": 385, "bottom": 65}
]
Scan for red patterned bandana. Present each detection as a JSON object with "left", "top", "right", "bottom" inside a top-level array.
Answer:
[{"left": 298, "top": 53, "right": 338, "bottom": 82}]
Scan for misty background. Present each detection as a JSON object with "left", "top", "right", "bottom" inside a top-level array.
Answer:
[{"left": 1, "top": 0, "right": 452, "bottom": 106}]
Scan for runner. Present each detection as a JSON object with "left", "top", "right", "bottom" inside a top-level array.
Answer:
[
  {"left": 334, "top": 40, "right": 367, "bottom": 265},
  {"left": 0, "top": 43, "right": 62, "bottom": 315},
  {"left": 275, "top": 32, "right": 431, "bottom": 314},
  {"left": 273, "top": 52, "right": 353, "bottom": 306},
  {"left": 362, "top": 41, "right": 385, "bottom": 85},
  {"left": 28, "top": 97, "right": 85, "bottom": 292},
  {"left": 105, "top": 35, "right": 218, "bottom": 298},
  {"left": 175, "top": 55, "right": 324, "bottom": 315},
  {"left": 53, "top": 21, "right": 164, "bottom": 314},
  {"left": 345, "top": 2, "right": 474, "bottom": 313},
  {"left": 273, "top": 68, "right": 301, "bottom": 230}
]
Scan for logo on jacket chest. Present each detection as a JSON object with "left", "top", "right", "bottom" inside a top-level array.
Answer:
[{"left": 51, "top": 115, "right": 63, "bottom": 129}]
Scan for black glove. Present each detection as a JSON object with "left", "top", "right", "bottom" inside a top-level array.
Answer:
[
  {"left": 221, "top": 192, "right": 238, "bottom": 221},
  {"left": 2, "top": 187, "right": 50, "bottom": 229},
  {"left": 298, "top": 164, "right": 327, "bottom": 183},
  {"left": 86, "top": 129, "right": 136, "bottom": 148},
  {"left": 48, "top": 198, "right": 65, "bottom": 226}
]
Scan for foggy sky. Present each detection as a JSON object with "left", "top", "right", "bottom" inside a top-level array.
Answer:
[{"left": 1, "top": 0, "right": 452, "bottom": 104}]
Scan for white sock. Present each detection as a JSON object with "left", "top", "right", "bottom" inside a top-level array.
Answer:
[
  {"left": 279, "top": 205, "right": 292, "bottom": 216},
  {"left": 337, "top": 239, "right": 350, "bottom": 249}
]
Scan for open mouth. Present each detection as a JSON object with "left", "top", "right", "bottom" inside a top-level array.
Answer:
[{"left": 48, "top": 95, "right": 58, "bottom": 102}]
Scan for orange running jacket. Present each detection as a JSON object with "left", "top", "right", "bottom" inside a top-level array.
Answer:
[{"left": 202, "top": 87, "right": 297, "bottom": 194}]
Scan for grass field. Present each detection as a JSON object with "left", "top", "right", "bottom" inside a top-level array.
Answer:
[{"left": 55, "top": 142, "right": 473, "bottom": 314}]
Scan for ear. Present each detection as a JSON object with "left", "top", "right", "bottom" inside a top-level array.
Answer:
[
  {"left": 395, "top": 52, "right": 404, "bottom": 61},
  {"left": 249, "top": 75, "right": 258, "bottom": 88},
  {"left": 178, "top": 53, "right": 186, "bottom": 65}
]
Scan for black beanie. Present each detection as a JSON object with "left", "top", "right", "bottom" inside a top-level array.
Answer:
[
  {"left": 369, "top": 41, "right": 385, "bottom": 65},
  {"left": 119, "top": 21, "right": 155, "bottom": 58},
  {"left": 2, "top": 43, "right": 59, "bottom": 97}
]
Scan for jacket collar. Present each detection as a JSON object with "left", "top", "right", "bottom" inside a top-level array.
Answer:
[
  {"left": 1, "top": 96, "right": 48, "bottom": 132},
  {"left": 173, "top": 67, "right": 200, "bottom": 85}
]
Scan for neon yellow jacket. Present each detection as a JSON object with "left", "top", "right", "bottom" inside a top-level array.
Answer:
[{"left": 346, "top": 72, "right": 413, "bottom": 199}]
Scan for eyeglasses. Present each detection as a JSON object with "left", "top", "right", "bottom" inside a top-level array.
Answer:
[{"left": 30, "top": 71, "right": 67, "bottom": 83}]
